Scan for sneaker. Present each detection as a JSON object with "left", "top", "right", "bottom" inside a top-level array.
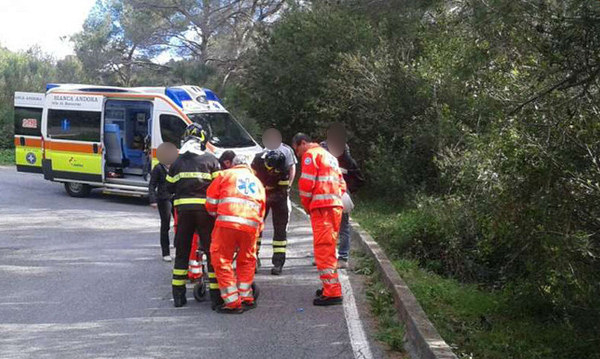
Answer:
[
  {"left": 337, "top": 258, "right": 348, "bottom": 269},
  {"left": 216, "top": 304, "right": 244, "bottom": 314},
  {"left": 162, "top": 255, "right": 172, "bottom": 262},
  {"left": 313, "top": 295, "right": 343, "bottom": 306},
  {"left": 271, "top": 265, "right": 283, "bottom": 276}
]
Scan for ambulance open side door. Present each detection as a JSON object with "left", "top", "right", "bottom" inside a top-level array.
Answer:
[
  {"left": 14, "top": 92, "right": 45, "bottom": 173},
  {"left": 42, "top": 93, "right": 105, "bottom": 184}
]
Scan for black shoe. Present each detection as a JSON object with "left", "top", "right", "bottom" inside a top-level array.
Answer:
[
  {"left": 172, "top": 286, "right": 187, "bottom": 307},
  {"left": 271, "top": 265, "right": 283, "bottom": 275},
  {"left": 315, "top": 288, "right": 323, "bottom": 297},
  {"left": 242, "top": 301, "right": 257, "bottom": 311},
  {"left": 216, "top": 304, "right": 244, "bottom": 314},
  {"left": 313, "top": 295, "right": 343, "bottom": 306}
]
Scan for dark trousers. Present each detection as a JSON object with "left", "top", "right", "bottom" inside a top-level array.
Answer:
[
  {"left": 258, "top": 192, "right": 290, "bottom": 267},
  {"left": 172, "top": 207, "right": 220, "bottom": 305},
  {"left": 157, "top": 199, "right": 172, "bottom": 256}
]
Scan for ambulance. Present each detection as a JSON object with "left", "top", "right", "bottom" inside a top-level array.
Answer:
[{"left": 13, "top": 84, "right": 262, "bottom": 197}]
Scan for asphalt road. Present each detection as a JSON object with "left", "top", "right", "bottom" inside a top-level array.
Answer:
[{"left": 0, "top": 167, "right": 383, "bottom": 359}]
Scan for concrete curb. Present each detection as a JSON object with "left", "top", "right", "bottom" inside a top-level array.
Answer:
[{"left": 349, "top": 218, "right": 458, "bottom": 359}]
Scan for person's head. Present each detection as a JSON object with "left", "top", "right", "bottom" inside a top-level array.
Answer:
[
  {"left": 182, "top": 123, "right": 208, "bottom": 149},
  {"left": 326, "top": 122, "right": 347, "bottom": 157},
  {"left": 156, "top": 142, "right": 179, "bottom": 166},
  {"left": 262, "top": 128, "right": 282, "bottom": 150},
  {"left": 231, "top": 155, "right": 247, "bottom": 167},
  {"left": 291, "top": 132, "right": 312, "bottom": 157},
  {"left": 219, "top": 150, "right": 236, "bottom": 169},
  {"left": 264, "top": 150, "right": 286, "bottom": 174}
]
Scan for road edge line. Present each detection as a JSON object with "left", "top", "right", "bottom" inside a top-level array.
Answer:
[
  {"left": 348, "top": 218, "right": 458, "bottom": 359},
  {"left": 291, "top": 202, "right": 374, "bottom": 359}
]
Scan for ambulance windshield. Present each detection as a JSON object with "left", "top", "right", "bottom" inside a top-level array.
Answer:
[{"left": 188, "top": 112, "right": 256, "bottom": 148}]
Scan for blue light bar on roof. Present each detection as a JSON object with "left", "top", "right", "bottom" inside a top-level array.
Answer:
[
  {"left": 202, "top": 88, "right": 222, "bottom": 104},
  {"left": 165, "top": 87, "right": 192, "bottom": 108},
  {"left": 46, "top": 83, "right": 60, "bottom": 91}
]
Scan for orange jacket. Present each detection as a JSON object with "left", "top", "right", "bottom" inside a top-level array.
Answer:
[
  {"left": 206, "top": 164, "right": 266, "bottom": 234},
  {"left": 298, "top": 143, "right": 346, "bottom": 212}
]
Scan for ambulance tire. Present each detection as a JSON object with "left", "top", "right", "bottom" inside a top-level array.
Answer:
[
  {"left": 64, "top": 182, "right": 92, "bottom": 198},
  {"left": 193, "top": 281, "right": 206, "bottom": 302}
]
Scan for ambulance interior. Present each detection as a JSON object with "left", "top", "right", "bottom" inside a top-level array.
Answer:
[{"left": 103, "top": 100, "right": 152, "bottom": 185}]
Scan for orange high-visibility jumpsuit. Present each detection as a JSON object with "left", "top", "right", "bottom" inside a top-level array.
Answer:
[
  {"left": 298, "top": 143, "right": 346, "bottom": 298},
  {"left": 206, "top": 165, "right": 266, "bottom": 309}
]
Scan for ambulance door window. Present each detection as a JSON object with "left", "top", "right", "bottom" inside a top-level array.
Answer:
[
  {"left": 14, "top": 107, "right": 42, "bottom": 137},
  {"left": 47, "top": 110, "right": 101, "bottom": 142},
  {"left": 159, "top": 114, "right": 187, "bottom": 148}
]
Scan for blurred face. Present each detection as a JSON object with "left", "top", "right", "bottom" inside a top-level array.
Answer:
[
  {"left": 156, "top": 142, "right": 179, "bottom": 166},
  {"left": 327, "top": 126, "right": 347, "bottom": 157},
  {"left": 262, "top": 128, "right": 282, "bottom": 150}
]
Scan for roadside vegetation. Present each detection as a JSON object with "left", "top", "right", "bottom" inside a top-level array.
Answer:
[
  {"left": 353, "top": 251, "right": 406, "bottom": 354},
  {"left": 0, "top": 148, "right": 14, "bottom": 165}
]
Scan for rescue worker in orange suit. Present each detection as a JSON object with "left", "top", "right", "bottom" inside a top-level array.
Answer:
[
  {"left": 206, "top": 156, "right": 266, "bottom": 314},
  {"left": 167, "top": 123, "right": 222, "bottom": 308},
  {"left": 292, "top": 133, "right": 347, "bottom": 306},
  {"left": 251, "top": 150, "right": 291, "bottom": 275}
]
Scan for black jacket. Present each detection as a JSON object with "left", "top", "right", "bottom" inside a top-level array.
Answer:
[
  {"left": 320, "top": 141, "right": 366, "bottom": 194},
  {"left": 251, "top": 151, "right": 290, "bottom": 199},
  {"left": 167, "top": 150, "right": 221, "bottom": 211},
  {"left": 148, "top": 163, "right": 171, "bottom": 203}
]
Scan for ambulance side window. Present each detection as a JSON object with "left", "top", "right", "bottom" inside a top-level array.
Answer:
[
  {"left": 160, "top": 114, "right": 187, "bottom": 148},
  {"left": 14, "top": 107, "right": 42, "bottom": 137},
  {"left": 47, "top": 109, "right": 101, "bottom": 142}
]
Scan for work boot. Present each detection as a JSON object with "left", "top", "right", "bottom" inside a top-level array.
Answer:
[
  {"left": 271, "top": 265, "right": 283, "bottom": 276},
  {"left": 172, "top": 287, "right": 187, "bottom": 308},
  {"left": 216, "top": 304, "right": 244, "bottom": 314},
  {"left": 313, "top": 295, "right": 343, "bottom": 306},
  {"left": 242, "top": 300, "right": 257, "bottom": 311},
  {"left": 210, "top": 290, "right": 224, "bottom": 311}
]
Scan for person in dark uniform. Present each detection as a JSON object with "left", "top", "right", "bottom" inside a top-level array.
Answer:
[
  {"left": 321, "top": 123, "right": 365, "bottom": 268},
  {"left": 251, "top": 150, "right": 291, "bottom": 275},
  {"left": 149, "top": 142, "right": 179, "bottom": 261},
  {"left": 167, "top": 123, "right": 222, "bottom": 308}
]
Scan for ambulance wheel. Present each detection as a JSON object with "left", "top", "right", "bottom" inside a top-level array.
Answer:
[
  {"left": 193, "top": 282, "right": 206, "bottom": 302},
  {"left": 252, "top": 283, "right": 259, "bottom": 301},
  {"left": 64, "top": 182, "right": 91, "bottom": 198}
]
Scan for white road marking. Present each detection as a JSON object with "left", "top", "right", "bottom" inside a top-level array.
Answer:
[{"left": 291, "top": 202, "right": 374, "bottom": 359}]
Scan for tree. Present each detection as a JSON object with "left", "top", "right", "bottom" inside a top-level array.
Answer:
[
  {"left": 72, "top": 0, "right": 172, "bottom": 86},
  {"left": 128, "top": 0, "right": 294, "bottom": 89}
]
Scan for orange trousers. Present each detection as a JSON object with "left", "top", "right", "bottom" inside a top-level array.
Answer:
[
  {"left": 310, "top": 206, "right": 343, "bottom": 297},
  {"left": 210, "top": 225, "right": 258, "bottom": 308}
]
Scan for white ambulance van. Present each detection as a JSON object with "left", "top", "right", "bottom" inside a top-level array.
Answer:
[{"left": 13, "top": 84, "right": 262, "bottom": 197}]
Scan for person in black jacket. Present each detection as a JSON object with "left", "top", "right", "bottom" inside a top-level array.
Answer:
[
  {"left": 321, "top": 123, "right": 365, "bottom": 268},
  {"left": 251, "top": 150, "right": 290, "bottom": 275},
  {"left": 149, "top": 142, "right": 179, "bottom": 261},
  {"left": 167, "top": 123, "right": 222, "bottom": 308}
]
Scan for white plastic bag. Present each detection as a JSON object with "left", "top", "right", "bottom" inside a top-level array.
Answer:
[{"left": 342, "top": 192, "right": 354, "bottom": 213}]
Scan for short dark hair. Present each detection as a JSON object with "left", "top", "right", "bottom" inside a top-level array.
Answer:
[
  {"left": 292, "top": 132, "right": 312, "bottom": 146},
  {"left": 219, "top": 150, "right": 236, "bottom": 165}
]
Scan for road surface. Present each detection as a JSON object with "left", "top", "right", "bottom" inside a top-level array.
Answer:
[{"left": 0, "top": 167, "right": 383, "bottom": 359}]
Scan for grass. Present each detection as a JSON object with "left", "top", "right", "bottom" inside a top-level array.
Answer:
[
  {"left": 351, "top": 196, "right": 597, "bottom": 359},
  {"left": 0, "top": 148, "right": 14, "bottom": 165},
  {"left": 352, "top": 251, "right": 406, "bottom": 353}
]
